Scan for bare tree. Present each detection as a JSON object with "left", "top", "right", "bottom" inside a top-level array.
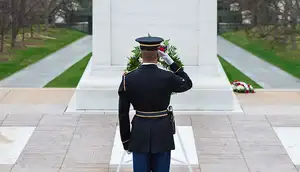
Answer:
[
  {"left": 0, "top": 0, "right": 87, "bottom": 51},
  {"left": 230, "top": 0, "right": 300, "bottom": 49},
  {"left": 0, "top": 0, "right": 9, "bottom": 52}
]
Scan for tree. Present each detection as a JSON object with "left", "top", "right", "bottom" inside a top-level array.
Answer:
[
  {"left": 0, "top": 0, "right": 9, "bottom": 52},
  {"left": 227, "top": 0, "right": 300, "bottom": 49},
  {"left": 0, "top": 0, "right": 82, "bottom": 52}
]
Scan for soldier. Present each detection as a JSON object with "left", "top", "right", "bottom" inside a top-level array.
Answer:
[{"left": 118, "top": 36, "right": 193, "bottom": 172}]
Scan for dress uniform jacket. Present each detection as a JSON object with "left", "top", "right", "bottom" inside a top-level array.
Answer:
[{"left": 118, "top": 62, "right": 192, "bottom": 153}]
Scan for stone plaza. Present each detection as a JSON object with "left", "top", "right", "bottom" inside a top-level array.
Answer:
[
  {"left": 1, "top": 0, "right": 300, "bottom": 171},
  {"left": 0, "top": 88, "right": 300, "bottom": 172}
]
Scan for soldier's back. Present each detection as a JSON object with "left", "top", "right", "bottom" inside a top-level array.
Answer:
[
  {"left": 125, "top": 64, "right": 174, "bottom": 112},
  {"left": 125, "top": 64, "right": 176, "bottom": 153}
]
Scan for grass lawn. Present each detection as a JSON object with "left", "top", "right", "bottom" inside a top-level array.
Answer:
[
  {"left": 0, "top": 27, "right": 86, "bottom": 80},
  {"left": 218, "top": 56, "right": 262, "bottom": 88},
  {"left": 222, "top": 30, "right": 300, "bottom": 79},
  {"left": 45, "top": 53, "right": 92, "bottom": 88}
]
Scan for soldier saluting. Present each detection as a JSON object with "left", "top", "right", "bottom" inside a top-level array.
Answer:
[{"left": 118, "top": 36, "right": 193, "bottom": 172}]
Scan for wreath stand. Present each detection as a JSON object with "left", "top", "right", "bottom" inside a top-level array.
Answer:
[{"left": 116, "top": 125, "right": 193, "bottom": 172}]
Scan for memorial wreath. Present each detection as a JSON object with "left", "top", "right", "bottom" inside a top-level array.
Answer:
[
  {"left": 125, "top": 39, "right": 184, "bottom": 73},
  {"left": 231, "top": 80, "right": 255, "bottom": 93}
]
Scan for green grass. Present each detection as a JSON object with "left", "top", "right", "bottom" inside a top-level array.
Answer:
[
  {"left": 218, "top": 56, "right": 262, "bottom": 88},
  {"left": 46, "top": 53, "right": 260, "bottom": 88},
  {"left": 0, "top": 27, "right": 86, "bottom": 80},
  {"left": 221, "top": 30, "right": 300, "bottom": 79},
  {"left": 45, "top": 53, "right": 92, "bottom": 88}
]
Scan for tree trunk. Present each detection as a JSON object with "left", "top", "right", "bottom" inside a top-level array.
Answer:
[
  {"left": 22, "top": 27, "right": 25, "bottom": 45},
  {"left": 36, "top": 15, "right": 41, "bottom": 34},
  {"left": 251, "top": 7, "right": 258, "bottom": 26},
  {"left": 11, "top": 0, "right": 17, "bottom": 48},
  {"left": 50, "top": 15, "right": 56, "bottom": 27},
  {"left": 36, "top": 23, "right": 41, "bottom": 34},
  {"left": 291, "top": 23, "right": 297, "bottom": 50},
  {"left": 0, "top": 18, "right": 4, "bottom": 52},
  {"left": 44, "top": 1, "right": 49, "bottom": 32},
  {"left": 20, "top": 0, "right": 26, "bottom": 47},
  {"left": 45, "top": 17, "right": 49, "bottom": 32},
  {"left": 30, "top": 24, "right": 33, "bottom": 38},
  {"left": 282, "top": 1, "right": 289, "bottom": 45}
]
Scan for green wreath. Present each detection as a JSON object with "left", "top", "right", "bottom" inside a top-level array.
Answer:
[{"left": 125, "top": 39, "right": 184, "bottom": 73}]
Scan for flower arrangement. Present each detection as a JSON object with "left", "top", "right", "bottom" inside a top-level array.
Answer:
[
  {"left": 125, "top": 39, "right": 184, "bottom": 73},
  {"left": 231, "top": 80, "right": 255, "bottom": 93}
]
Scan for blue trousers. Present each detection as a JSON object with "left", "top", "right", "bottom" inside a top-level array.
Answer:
[{"left": 132, "top": 152, "right": 171, "bottom": 172}]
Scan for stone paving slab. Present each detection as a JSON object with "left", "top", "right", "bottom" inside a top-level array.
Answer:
[
  {"left": 0, "top": 104, "right": 67, "bottom": 115},
  {"left": 0, "top": 89, "right": 9, "bottom": 101},
  {"left": 0, "top": 113, "right": 7, "bottom": 122},
  {"left": 0, "top": 89, "right": 300, "bottom": 171},
  {"left": 0, "top": 165, "right": 12, "bottom": 172},
  {"left": 267, "top": 115, "right": 300, "bottom": 127},
  {"left": 60, "top": 166, "right": 109, "bottom": 172},
  {"left": 200, "top": 163, "right": 249, "bottom": 172},
  {"left": 1, "top": 89, "right": 74, "bottom": 104},
  {"left": 242, "top": 105, "right": 300, "bottom": 115},
  {"left": 1, "top": 114, "right": 43, "bottom": 126},
  {"left": 0, "top": 114, "right": 299, "bottom": 171},
  {"left": 236, "top": 91, "right": 300, "bottom": 105}
]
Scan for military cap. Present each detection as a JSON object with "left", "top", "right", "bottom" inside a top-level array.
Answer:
[{"left": 135, "top": 36, "right": 164, "bottom": 50}]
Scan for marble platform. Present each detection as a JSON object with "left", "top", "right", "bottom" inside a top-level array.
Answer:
[{"left": 71, "top": 60, "right": 242, "bottom": 113}]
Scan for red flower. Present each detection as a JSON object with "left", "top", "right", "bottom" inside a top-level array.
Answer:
[{"left": 159, "top": 46, "right": 166, "bottom": 52}]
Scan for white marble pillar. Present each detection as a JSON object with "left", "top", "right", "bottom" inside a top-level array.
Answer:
[
  {"left": 198, "top": 0, "right": 218, "bottom": 66},
  {"left": 92, "top": 0, "right": 111, "bottom": 70}
]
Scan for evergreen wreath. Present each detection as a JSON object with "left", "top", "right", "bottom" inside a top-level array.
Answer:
[{"left": 125, "top": 38, "right": 184, "bottom": 73}]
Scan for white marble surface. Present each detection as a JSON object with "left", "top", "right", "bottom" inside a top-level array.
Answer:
[
  {"left": 92, "top": 0, "right": 217, "bottom": 66},
  {"left": 65, "top": 92, "right": 243, "bottom": 114},
  {"left": 110, "top": 126, "right": 199, "bottom": 165},
  {"left": 74, "top": 61, "right": 237, "bottom": 111},
  {"left": 84, "top": 65, "right": 232, "bottom": 89},
  {"left": 74, "top": 0, "right": 235, "bottom": 111},
  {"left": 274, "top": 127, "right": 300, "bottom": 165},
  {"left": 0, "top": 127, "right": 35, "bottom": 164}
]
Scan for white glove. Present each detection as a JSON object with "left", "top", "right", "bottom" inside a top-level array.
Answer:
[{"left": 158, "top": 50, "right": 174, "bottom": 65}]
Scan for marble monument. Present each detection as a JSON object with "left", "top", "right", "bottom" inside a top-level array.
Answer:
[{"left": 71, "top": 0, "right": 238, "bottom": 112}]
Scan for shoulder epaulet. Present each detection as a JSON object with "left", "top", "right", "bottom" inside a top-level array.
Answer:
[
  {"left": 124, "top": 68, "right": 138, "bottom": 75},
  {"left": 122, "top": 68, "right": 138, "bottom": 91}
]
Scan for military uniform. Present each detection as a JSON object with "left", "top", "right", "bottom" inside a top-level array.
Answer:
[{"left": 118, "top": 36, "right": 193, "bottom": 172}]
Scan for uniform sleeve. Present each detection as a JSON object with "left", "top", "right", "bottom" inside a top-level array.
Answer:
[
  {"left": 169, "top": 62, "right": 193, "bottom": 93},
  {"left": 118, "top": 75, "right": 131, "bottom": 150}
]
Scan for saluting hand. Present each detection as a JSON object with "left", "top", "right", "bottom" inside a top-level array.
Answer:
[{"left": 158, "top": 50, "right": 174, "bottom": 65}]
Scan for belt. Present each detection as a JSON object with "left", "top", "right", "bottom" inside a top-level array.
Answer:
[{"left": 135, "top": 110, "right": 168, "bottom": 118}]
